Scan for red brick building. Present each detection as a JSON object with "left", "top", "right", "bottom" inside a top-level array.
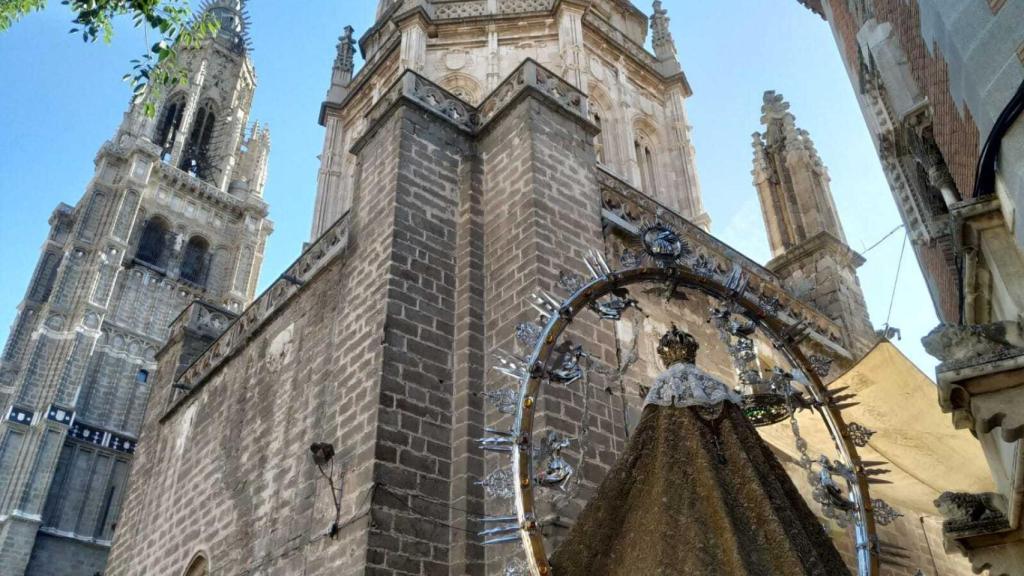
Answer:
[{"left": 800, "top": 1, "right": 1024, "bottom": 574}]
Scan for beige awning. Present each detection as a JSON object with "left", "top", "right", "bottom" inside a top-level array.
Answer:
[{"left": 761, "top": 342, "right": 994, "bottom": 515}]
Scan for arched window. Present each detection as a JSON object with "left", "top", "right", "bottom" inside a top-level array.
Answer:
[
  {"left": 155, "top": 95, "right": 186, "bottom": 158},
  {"left": 180, "top": 236, "right": 210, "bottom": 286},
  {"left": 591, "top": 109, "right": 606, "bottom": 165},
  {"left": 587, "top": 89, "right": 613, "bottom": 168},
  {"left": 135, "top": 217, "right": 170, "bottom": 270},
  {"left": 635, "top": 133, "right": 658, "bottom": 196},
  {"left": 179, "top": 102, "right": 218, "bottom": 181},
  {"left": 184, "top": 554, "right": 209, "bottom": 576}
]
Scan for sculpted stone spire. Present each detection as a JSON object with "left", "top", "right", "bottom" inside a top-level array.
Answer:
[
  {"left": 327, "top": 26, "right": 357, "bottom": 104},
  {"left": 753, "top": 91, "right": 875, "bottom": 355},
  {"left": 753, "top": 90, "right": 845, "bottom": 256},
  {"left": 651, "top": 1, "right": 677, "bottom": 63},
  {"left": 335, "top": 25, "right": 356, "bottom": 77},
  {"left": 199, "top": 0, "right": 252, "bottom": 55}
]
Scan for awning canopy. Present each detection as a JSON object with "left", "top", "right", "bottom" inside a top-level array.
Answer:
[{"left": 760, "top": 342, "right": 994, "bottom": 515}]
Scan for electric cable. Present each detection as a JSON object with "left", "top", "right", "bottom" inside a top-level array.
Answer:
[{"left": 884, "top": 231, "right": 909, "bottom": 330}]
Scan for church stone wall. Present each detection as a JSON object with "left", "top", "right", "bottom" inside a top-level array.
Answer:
[
  {"left": 110, "top": 61, "right": 978, "bottom": 576},
  {"left": 0, "top": 4, "right": 272, "bottom": 571}
]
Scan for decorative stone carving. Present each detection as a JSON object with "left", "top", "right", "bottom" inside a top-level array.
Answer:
[
  {"left": 497, "top": 0, "right": 553, "bottom": 15},
  {"left": 597, "top": 167, "right": 848, "bottom": 350},
  {"left": 434, "top": 0, "right": 487, "bottom": 19},
  {"left": 935, "top": 492, "right": 1010, "bottom": 537},
  {"left": 923, "top": 322, "right": 1024, "bottom": 370},
  {"left": 583, "top": 12, "right": 659, "bottom": 70},
  {"left": 444, "top": 49, "right": 470, "bottom": 71}
]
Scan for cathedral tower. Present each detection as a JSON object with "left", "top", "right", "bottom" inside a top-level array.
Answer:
[
  {"left": 752, "top": 91, "right": 874, "bottom": 355},
  {"left": 309, "top": 0, "right": 709, "bottom": 239},
  {"left": 0, "top": 2, "right": 272, "bottom": 573}
]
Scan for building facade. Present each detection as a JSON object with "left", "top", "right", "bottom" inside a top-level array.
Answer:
[
  {"left": 798, "top": 1, "right": 1024, "bottom": 573},
  {"left": 0, "top": 2, "right": 272, "bottom": 573},
  {"left": 104, "top": 2, "right": 985, "bottom": 576},
  {"left": 309, "top": 0, "right": 709, "bottom": 240}
]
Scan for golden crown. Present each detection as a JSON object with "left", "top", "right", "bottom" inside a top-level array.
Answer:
[{"left": 657, "top": 324, "right": 700, "bottom": 367}]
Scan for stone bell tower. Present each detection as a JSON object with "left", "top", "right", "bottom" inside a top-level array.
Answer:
[
  {"left": 309, "top": 0, "right": 710, "bottom": 240},
  {"left": 0, "top": 1, "right": 272, "bottom": 573},
  {"left": 752, "top": 90, "right": 875, "bottom": 355}
]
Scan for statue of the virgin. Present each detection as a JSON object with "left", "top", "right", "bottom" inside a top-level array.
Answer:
[{"left": 550, "top": 325, "right": 851, "bottom": 575}]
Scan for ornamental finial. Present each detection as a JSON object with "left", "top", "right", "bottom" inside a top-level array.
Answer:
[
  {"left": 335, "top": 25, "right": 356, "bottom": 75},
  {"left": 651, "top": 0, "right": 677, "bottom": 62}
]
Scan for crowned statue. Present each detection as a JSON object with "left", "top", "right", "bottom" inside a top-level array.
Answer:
[{"left": 550, "top": 325, "right": 851, "bottom": 575}]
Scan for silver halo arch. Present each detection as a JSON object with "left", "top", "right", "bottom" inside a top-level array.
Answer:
[{"left": 503, "top": 263, "right": 880, "bottom": 576}]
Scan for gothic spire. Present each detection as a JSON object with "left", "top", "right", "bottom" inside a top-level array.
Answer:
[
  {"left": 198, "top": 0, "right": 253, "bottom": 54},
  {"left": 335, "top": 26, "right": 356, "bottom": 77},
  {"left": 752, "top": 90, "right": 846, "bottom": 256},
  {"left": 651, "top": 1, "right": 677, "bottom": 62},
  {"left": 325, "top": 25, "right": 357, "bottom": 105}
]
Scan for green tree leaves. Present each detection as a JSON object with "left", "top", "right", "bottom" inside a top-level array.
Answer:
[{"left": 0, "top": 0, "right": 220, "bottom": 115}]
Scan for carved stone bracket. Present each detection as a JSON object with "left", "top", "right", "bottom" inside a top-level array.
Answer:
[
  {"left": 936, "top": 492, "right": 1010, "bottom": 538},
  {"left": 925, "top": 322, "right": 1024, "bottom": 436}
]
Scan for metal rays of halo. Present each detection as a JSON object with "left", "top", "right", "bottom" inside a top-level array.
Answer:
[{"left": 476, "top": 222, "right": 894, "bottom": 576}]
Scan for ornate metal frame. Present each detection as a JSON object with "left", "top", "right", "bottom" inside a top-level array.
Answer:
[{"left": 501, "top": 263, "right": 880, "bottom": 576}]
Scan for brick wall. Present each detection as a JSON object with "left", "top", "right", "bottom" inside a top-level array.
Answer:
[
  {"left": 365, "top": 103, "right": 470, "bottom": 576},
  {"left": 872, "top": 0, "right": 981, "bottom": 199},
  {"left": 108, "top": 63, "right": 977, "bottom": 576},
  {"left": 828, "top": 0, "right": 981, "bottom": 200},
  {"left": 475, "top": 93, "right": 620, "bottom": 572},
  {"left": 105, "top": 107, "right": 406, "bottom": 576}
]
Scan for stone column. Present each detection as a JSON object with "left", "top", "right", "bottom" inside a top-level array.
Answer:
[
  {"left": 398, "top": 14, "right": 428, "bottom": 73},
  {"left": 556, "top": 1, "right": 587, "bottom": 90},
  {"left": 170, "top": 59, "right": 209, "bottom": 163}
]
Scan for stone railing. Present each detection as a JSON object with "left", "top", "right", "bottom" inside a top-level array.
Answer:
[
  {"left": 357, "top": 59, "right": 590, "bottom": 151},
  {"left": 478, "top": 59, "right": 588, "bottom": 127},
  {"left": 433, "top": 0, "right": 488, "bottom": 19},
  {"left": 154, "top": 161, "right": 268, "bottom": 217},
  {"left": 364, "top": 72, "right": 482, "bottom": 138},
  {"left": 364, "top": 1, "right": 670, "bottom": 83},
  {"left": 166, "top": 212, "right": 351, "bottom": 406},
  {"left": 496, "top": 0, "right": 554, "bottom": 14},
  {"left": 428, "top": 0, "right": 554, "bottom": 19},
  {"left": 167, "top": 300, "right": 237, "bottom": 344},
  {"left": 597, "top": 168, "right": 850, "bottom": 353}
]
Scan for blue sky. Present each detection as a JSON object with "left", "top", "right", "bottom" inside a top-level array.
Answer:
[{"left": 0, "top": 1, "right": 939, "bottom": 373}]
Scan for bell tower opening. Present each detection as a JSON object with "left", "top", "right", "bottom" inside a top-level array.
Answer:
[{"left": 178, "top": 102, "right": 218, "bottom": 181}]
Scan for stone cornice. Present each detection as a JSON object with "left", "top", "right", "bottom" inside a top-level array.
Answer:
[
  {"left": 99, "top": 138, "right": 269, "bottom": 219},
  {"left": 351, "top": 59, "right": 596, "bottom": 154},
  {"left": 935, "top": 346, "right": 1024, "bottom": 439},
  {"left": 582, "top": 11, "right": 692, "bottom": 96},
  {"left": 161, "top": 212, "right": 351, "bottom": 420},
  {"left": 153, "top": 161, "right": 269, "bottom": 219},
  {"left": 766, "top": 231, "right": 867, "bottom": 274},
  {"left": 597, "top": 167, "right": 852, "bottom": 357}
]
